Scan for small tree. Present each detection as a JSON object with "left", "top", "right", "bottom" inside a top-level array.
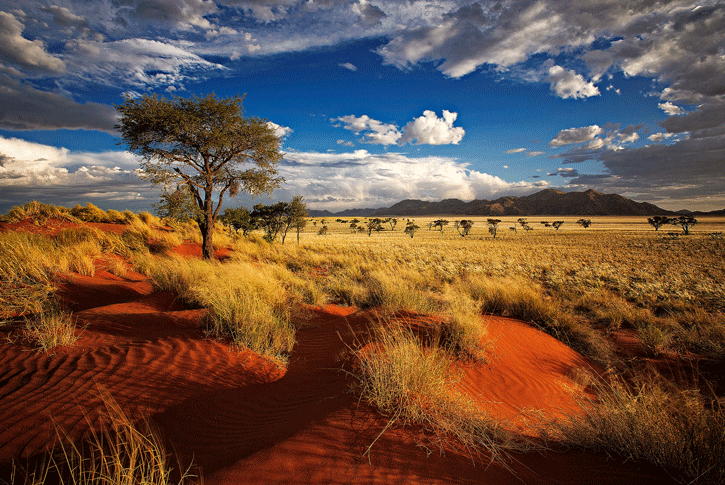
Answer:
[
  {"left": 404, "top": 221, "right": 420, "bottom": 238},
  {"left": 577, "top": 218, "right": 592, "bottom": 228},
  {"left": 153, "top": 185, "right": 200, "bottom": 222},
  {"left": 317, "top": 225, "right": 328, "bottom": 236},
  {"left": 455, "top": 220, "right": 474, "bottom": 237},
  {"left": 671, "top": 215, "right": 698, "bottom": 235},
  {"left": 552, "top": 221, "right": 564, "bottom": 231},
  {"left": 220, "top": 206, "right": 255, "bottom": 236},
  {"left": 647, "top": 216, "right": 672, "bottom": 231},
  {"left": 286, "top": 195, "right": 308, "bottom": 244},
  {"left": 252, "top": 202, "right": 287, "bottom": 242},
  {"left": 367, "top": 218, "right": 384, "bottom": 236},
  {"left": 384, "top": 217, "right": 398, "bottom": 231},
  {"left": 541, "top": 221, "right": 551, "bottom": 228},
  {"left": 117, "top": 93, "right": 283, "bottom": 259},
  {"left": 432, "top": 219, "right": 449, "bottom": 232},
  {"left": 487, "top": 218, "right": 502, "bottom": 238}
]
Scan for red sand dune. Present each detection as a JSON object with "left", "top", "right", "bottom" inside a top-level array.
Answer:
[{"left": 0, "top": 224, "right": 679, "bottom": 484}]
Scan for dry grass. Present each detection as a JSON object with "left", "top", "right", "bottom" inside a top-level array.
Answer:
[
  {"left": 140, "top": 256, "right": 296, "bottom": 363},
  {"left": 353, "top": 323, "right": 525, "bottom": 464},
  {"left": 8, "top": 392, "right": 196, "bottom": 485},
  {"left": 21, "top": 307, "right": 78, "bottom": 352},
  {"left": 546, "top": 374, "right": 725, "bottom": 484}
]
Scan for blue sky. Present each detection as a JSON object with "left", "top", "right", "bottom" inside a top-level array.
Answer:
[{"left": 0, "top": 1, "right": 723, "bottom": 213}]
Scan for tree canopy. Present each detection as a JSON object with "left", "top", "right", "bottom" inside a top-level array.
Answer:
[{"left": 116, "top": 93, "right": 283, "bottom": 259}]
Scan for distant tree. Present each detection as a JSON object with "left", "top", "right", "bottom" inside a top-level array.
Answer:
[
  {"left": 286, "top": 196, "right": 308, "bottom": 245},
  {"left": 317, "top": 225, "right": 328, "bottom": 236},
  {"left": 455, "top": 220, "right": 474, "bottom": 237},
  {"left": 404, "top": 221, "right": 420, "bottom": 238},
  {"left": 552, "top": 221, "right": 565, "bottom": 231},
  {"left": 117, "top": 93, "right": 283, "bottom": 260},
  {"left": 349, "top": 221, "right": 359, "bottom": 233},
  {"left": 432, "top": 219, "right": 449, "bottom": 232},
  {"left": 385, "top": 217, "right": 398, "bottom": 231},
  {"left": 251, "top": 202, "right": 287, "bottom": 242},
  {"left": 671, "top": 215, "right": 698, "bottom": 235},
  {"left": 647, "top": 216, "right": 671, "bottom": 231},
  {"left": 367, "top": 218, "right": 384, "bottom": 236},
  {"left": 541, "top": 221, "right": 552, "bottom": 228},
  {"left": 577, "top": 218, "right": 592, "bottom": 228},
  {"left": 487, "top": 218, "right": 502, "bottom": 238},
  {"left": 153, "top": 185, "right": 200, "bottom": 222},
  {"left": 220, "top": 206, "right": 255, "bottom": 236}
]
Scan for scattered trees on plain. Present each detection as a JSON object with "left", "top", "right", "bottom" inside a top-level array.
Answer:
[
  {"left": 647, "top": 216, "right": 671, "bottom": 231},
  {"left": 552, "top": 221, "right": 565, "bottom": 230},
  {"left": 432, "top": 219, "right": 449, "bottom": 232},
  {"left": 577, "top": 219, "right": 592, "bottom": 228},
  {"left": 220, "top": 207, "right": 255, "bottom": 236},
  {"left": 367, "top": 218, "right": 384, "bottom": 236},
  {"left": 404, "top": 221, "right": 420, "bottom": 238},
  {"left": 671, "top": 215, "right": 698, "bottom": 235},
  {"left": 117, "top": 93, "right": 283, "bottom": 259}
]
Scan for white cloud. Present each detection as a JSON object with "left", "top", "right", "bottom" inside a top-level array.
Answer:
[
  {"left": 62, "top": 38, "right": 225, "bottom": 90},
  {"left": 505, "top": 148, "right": 526, "bottom": 154},
  {"left": 337, "top": 139, "right": 354, "bottom": 147},
  {"left": 339, "top": 62, "right": 357, "bottom": 71},
  {"left": 658, "top": 101, "right": 684, "bottom": 116},
  {"left": 550, "top": 125, "right": 603, "bottom": 147},
  {"left": 527, "top": 151, "right": 544, "bottom": 157},
  {"left": 398, "top": 110, "right": 465, "bottom": 146},
  {"left": 276, "top": 149, "right": 547, "bottom": 211},
  {"left": 648, "top": 132, "right": 674, "bottom": 142},
  {"left": 546, "top": 64, "right": 599, "bottom": 99},
  {"left": 266, "top": 121, "right": 293, "bottom": 139},
  {"left": 336, "top": 110, "right": 465, "bottom": 146},
  {"left": 0, "top": 11, "right": 65, "bottom": 73},
  {"left": 0, "top": 136, "right": 155, "bottom": 212}
]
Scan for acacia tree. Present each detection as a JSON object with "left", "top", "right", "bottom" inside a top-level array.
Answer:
[
  {"left": 455, "top": 220, "right": 474, "bottom": 237},
  {"left": 432, "top": 219, "right": 449, "bottom": 232},
  {"left": 116, "top": 93, "right": 283, "bottom": 259},
  {"left": 671, "top": 215, "right": 698, "bottom": 235},
  {"left": 647, "top": 216, "right": 671, "bottom": 231},
  {"left": 577, "top": 218, "right": 592, "bottom": 228},
  {"left": 552, "top": 221, "right": 565, "bottom": 230},
  {"left": 487, "top": 218, "right": 502, "bottom": 238},
  {"left": 153, "top": 185, "right": 200, "bottom": 222},
  {"left": 404, "top": 221, "right": 420, "bottom": 238},
  {"left": 220, "top": 206, "right": 255, "bottom": 236}
]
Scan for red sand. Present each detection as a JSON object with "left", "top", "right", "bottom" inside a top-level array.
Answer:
[{"left": 0, "top": 222, "right": 679, "bottom": 484}]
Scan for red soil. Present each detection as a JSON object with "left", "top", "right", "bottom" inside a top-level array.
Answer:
[{"left": 0, "top": 222, "right": 679, "bottom": 484}]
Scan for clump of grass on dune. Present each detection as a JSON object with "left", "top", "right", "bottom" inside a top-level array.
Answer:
[
  {"left": 10, "top": 393, "right": 195, "bottom": 485},
  {"left": 22, "top": 306, "right": 78, "bottom": 352},
  {"left": 547, "top": 374, "right": 725, "bottom": 485},
  {"left": 140, "top": 256, "right": 295, "bottom": 363},
  {"left": 459, "top": 275, "right": 613, "bottom": 366},
  {"left": 1, "top": 201, "right": 79, "bottom": 225},
  {"left": 353, "top": 324, "right": 524, "bottom": 464}
]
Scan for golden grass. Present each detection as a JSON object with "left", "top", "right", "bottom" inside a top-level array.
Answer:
[
  {"left": 353, "top": 323, "right": 525, "bottom": 464},
  {"left": 9, "top": 392, "right": 195, "bottom": 485},
  {"left": 546, "top": 374, "right": 725, "bottom": 485},
  {"left": 21, "top": 307, "right": 78, "bottom": 352}
]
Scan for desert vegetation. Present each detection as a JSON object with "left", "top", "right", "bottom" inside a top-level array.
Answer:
[{"left": 1, "top": 203, "right": 724, "bottom": 483}]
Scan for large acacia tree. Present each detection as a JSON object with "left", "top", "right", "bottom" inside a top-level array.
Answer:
[{"left": 117, "top": 93, "right": 283, "bottom": 259}]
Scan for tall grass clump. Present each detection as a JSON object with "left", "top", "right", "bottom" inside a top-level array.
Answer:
[
  {"left": 142, "top": 256, "right": 295, "bottom": 363},
  {"left": 22, "top": 307, "right": 78, "bottom": 351},
  {"left": 460, "top": 276, "right": 613, "bottom": 366},
  {"left": 548, "top": 375, "right": 725, "bottom": 484},
  {"left": 9, "top": 394, "right": 196, "bottom": 485},
  {"left": 2, "top": 201, "right": 78, "bottom": 224},
  {"left": 354, "top": 324, "right": 522, "bottom": 463}
]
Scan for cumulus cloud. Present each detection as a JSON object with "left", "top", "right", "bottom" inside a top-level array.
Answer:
[
  {"left": 335, "top": 111, "right": 465, "bottom": 146},
  {"left": 659, "top": 101, "right": 684, "bottom": 116},
  {"left": 266, "top": 121, "right": 293, "bottom": 139},
  {"left": 0, "top": 76, "right": 117, "bottom": 133},
  {"left": 550, "top": 125, "right": 603, "bottom": 147},
  {"left": 398, "top": 110, "right": 465, "bottom": 146},
  {"left": 275, "top": 149, "right": 547, "bottom": 211},
  {"left": 546, "top": 64, "right": 599, "bottom": 99},
  {"left": 0, "top": 136, "right": 155, "bottom": 213},
  {"left": 0, "top": 11, "right": 65, "bottom": 73}
]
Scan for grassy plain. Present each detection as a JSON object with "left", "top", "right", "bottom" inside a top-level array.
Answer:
[{"left": 2, "top": 204, "right": 725, "bottom": 484}]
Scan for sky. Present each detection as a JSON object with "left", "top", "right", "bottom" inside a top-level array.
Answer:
[{"left": 0, "top": 0, "right": 723, "bottom": 214}]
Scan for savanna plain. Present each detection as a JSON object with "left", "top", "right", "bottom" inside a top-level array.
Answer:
[{"left": 1, "top": 201, "right": 724, "bottom": 484}]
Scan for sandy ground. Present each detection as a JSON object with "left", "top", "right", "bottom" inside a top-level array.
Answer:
[{"left": 0, "top": 221, "right": 680, "bottom": 484}]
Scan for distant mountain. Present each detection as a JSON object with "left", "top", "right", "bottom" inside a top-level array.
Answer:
[{"left": 308, "top": 189, "right": 676, "bottom": 217}]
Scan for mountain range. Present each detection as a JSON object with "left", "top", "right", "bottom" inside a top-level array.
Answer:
[{"left": 308, "top": 189, "right": 684, "bottom": 218}]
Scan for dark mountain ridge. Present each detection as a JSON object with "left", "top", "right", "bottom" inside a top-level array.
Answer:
[{"left": 308, "top": 189, "right": 677, "bottom": 217}]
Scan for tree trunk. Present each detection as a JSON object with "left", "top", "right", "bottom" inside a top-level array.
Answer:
[{"left": 200, "top": 190, "right": 215, "bottom": 260}]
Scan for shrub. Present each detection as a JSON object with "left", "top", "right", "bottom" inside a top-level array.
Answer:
[{"left": 22, "top": 307, "right": 78, "bottom": 351}]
